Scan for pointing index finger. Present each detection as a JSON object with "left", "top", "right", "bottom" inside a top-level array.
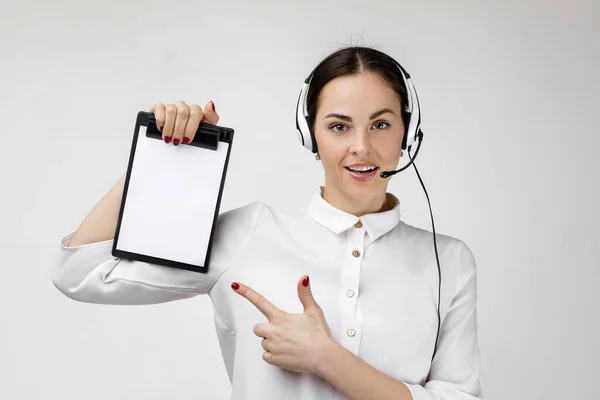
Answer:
[{"left": 232, "top": 282, "right": 281, "bottom": 321}]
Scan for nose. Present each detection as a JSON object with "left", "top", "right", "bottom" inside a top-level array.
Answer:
[{"left": 349, "top": 130, "right": 374, "bottom": 156}]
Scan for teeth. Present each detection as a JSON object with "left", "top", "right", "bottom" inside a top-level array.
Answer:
[{"left": 348, "top": 166, "right": 376, "bottom": 172}]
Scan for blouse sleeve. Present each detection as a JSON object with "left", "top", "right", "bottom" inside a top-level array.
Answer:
[
  {"left": 52, "top": 201, "right": 264, "bottom": 305},
  {"left": 404, "top": 239, "right": 484, "bottom": 400}
]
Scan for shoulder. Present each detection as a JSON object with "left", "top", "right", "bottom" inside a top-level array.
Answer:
[
  {"left": 222, "top": 201, "right": 318, "bottom": 244},
  {"left": 217, "top": 200, "right": 265, "bottom": 222},
  {"left": 216, "top": 201, "right": 265, "bottom": 235},
  {"left": 398, "top": 220, "right": 464, "bottom": 254},
  {"left": 213, "top": 201, "right": 265, "bottom": 245},
  {"left": 235, "top": 200, "right": 308, "bottom": 226},
  {"left": 216, "top": 199, "right": 307, "bottom": 234},
  {"left": 398, "top": 220, "right": 477, "bottom": 276},
  {"left": 209, "top": 201, "right": 266, "bottom": 266}
]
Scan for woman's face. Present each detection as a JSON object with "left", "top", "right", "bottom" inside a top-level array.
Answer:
[{"left": 313, "top": 71, "right": 405, "bottom": 208}]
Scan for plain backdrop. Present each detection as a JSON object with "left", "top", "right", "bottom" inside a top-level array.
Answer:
[{"left": 1, "top": 0, "right": 598, "bottom": 399}]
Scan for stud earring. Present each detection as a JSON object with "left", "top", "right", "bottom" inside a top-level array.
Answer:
[
  {"left": 315, "top": 153, "right": 321, "bottom": 161},
  {"left": 400, "top": 150, "right": 404, "bottom": 157}
]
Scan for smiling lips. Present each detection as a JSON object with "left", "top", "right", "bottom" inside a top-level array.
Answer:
[
  {"left": 346, "top": 163, "right": 378, "bottom": 168},
  {"left": 345, "top": 166, "right": 379, "bottom": 181}
]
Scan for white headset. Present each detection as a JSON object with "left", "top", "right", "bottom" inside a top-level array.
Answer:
[{"left": 295, "top": 57, "right": 423, "bottom": 154}]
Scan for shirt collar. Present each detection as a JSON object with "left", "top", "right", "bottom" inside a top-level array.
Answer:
[{"left": 307, "top": 186, "right": 402, "bottom": 242}]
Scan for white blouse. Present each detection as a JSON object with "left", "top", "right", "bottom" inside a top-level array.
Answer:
[{"left": 53, "top": 186, "right": 483, "bottom": 400}]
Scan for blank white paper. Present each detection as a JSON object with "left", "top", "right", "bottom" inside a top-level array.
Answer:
[{"left": 115, "top": 125, "right": 229, "bottom": 267}]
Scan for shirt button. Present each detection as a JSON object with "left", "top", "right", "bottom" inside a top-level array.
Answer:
[
  {"left": 352, "top": 250, "right": 361, "bottom": 258},
  {"left": 347, "top": 328, "right": 356, "bottom": 337},
  {"left": 347, "top": 289, "right": 355, "bottom": 298},
  {"left": 354, "top": 220, "right": 363, "bottom": 228}
]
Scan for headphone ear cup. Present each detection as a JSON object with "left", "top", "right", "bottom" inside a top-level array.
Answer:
[
  {"left": 306, "top": 116, "right": 318, "bottom": 153},
  {"left": 403, "top": 77, "right": 420, "bottom": 150},
  {"left": 296, "top": 83, "right": 315, "bottom": 152},
  {"left": 401, "top": 109, "right": 410, "bottom": 150},
  {"left": 404, "top": 127, "right": 416, "bottom": 149}
]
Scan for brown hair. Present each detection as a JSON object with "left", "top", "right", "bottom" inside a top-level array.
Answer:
[{"left": 305, "top": 45, "right": 412, "bottom": 152}]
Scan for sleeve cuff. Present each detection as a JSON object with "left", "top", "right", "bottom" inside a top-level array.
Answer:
[{"left": 403, "top": 382, "right": 432, "bottom": 400}]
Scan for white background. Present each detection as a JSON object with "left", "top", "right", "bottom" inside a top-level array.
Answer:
[{"left": 1, "top": 0, "right": 598, "bottom": 399}]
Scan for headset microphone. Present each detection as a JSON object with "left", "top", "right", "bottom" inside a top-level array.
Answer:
[{"left": 379, "top": 129, "right": 424, "bottom": 179}]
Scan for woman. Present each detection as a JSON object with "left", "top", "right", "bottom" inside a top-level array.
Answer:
[{"left": 53, "top": 45, "right": 483, "bottom": 400}]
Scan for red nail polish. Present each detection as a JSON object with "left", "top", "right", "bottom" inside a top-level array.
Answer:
[
  {"left": 183, "top": 137, "right": 191, "bottom": 144},
  {"left": 173, "top": 138, "right": 180, "bottom": 146},
  {"left": 211, "top": 101, "right": 215, "bottom": 112},
  {"left": 158, "top": 125, "right": 162, "bottom": 132},
  {"left": 231, "top": 282, "right": 240, "bottom": 290},
  {"left": 302, "top": 276, "right": 309, "bottom": 287},
  {"left": 164, "top": 136, "right": 171, "bottom": 144}
]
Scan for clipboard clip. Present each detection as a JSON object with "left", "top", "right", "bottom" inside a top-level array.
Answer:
[{"left": 145, "top": 112, "right": 222, "bottom": 151}]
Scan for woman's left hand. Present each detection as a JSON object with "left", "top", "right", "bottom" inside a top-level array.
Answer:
[{"left": 232, "top": 275, "right": 335, "bottom": 374}]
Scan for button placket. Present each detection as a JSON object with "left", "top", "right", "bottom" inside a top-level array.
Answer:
[{"left": 338, "top": 225, "right": 364, "bottom": 355}]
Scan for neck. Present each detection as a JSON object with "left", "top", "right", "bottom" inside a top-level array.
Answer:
[{"left": 321, "top": 185, "right": 392, "bottom": 217}]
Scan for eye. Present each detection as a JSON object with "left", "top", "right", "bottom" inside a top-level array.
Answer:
[
  {"left": 327, "top": 121, "right": 391, "bottom": 134},
  {"left": 328, "top": 123, "right": 347, "bottom": 133},
  {"left": 374, "top": 121, "right": 391, "bottom": 130}
]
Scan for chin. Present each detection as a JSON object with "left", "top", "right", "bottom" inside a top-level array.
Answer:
[{"left": 343, "top": 180, "right": 383, "bottom": 195}]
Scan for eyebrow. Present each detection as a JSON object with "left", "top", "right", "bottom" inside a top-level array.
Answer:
[{"left": 324, "top": 108, "right": 396, "bottom": 122}]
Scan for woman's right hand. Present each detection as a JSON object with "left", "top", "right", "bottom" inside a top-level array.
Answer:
[{"left": 149, "top": 100, "right": 220, "bottom": 146}]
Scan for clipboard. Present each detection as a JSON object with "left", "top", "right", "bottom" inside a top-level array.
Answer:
[{"left": 111, "top": 111, "right": 235, "bottom": 273}]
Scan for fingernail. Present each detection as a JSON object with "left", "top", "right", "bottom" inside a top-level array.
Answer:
[
  {"left": 158, "top": 125, "right": 162, "bottom": 132},
  {"left": 164, "top": 136, "right": 171, "bottom": 144},
  {"left": 173, "top": 138, "right": 180, "bottom": 146},
  {"left": 210, "top": 101, "right": 215, "bottom": 112},
  {"left": 183, "top": 137, "right": 191, "bottom": 144},
  {"left": 231, "top": 282, "right": 240, "bottom": 290},
  {"left": 302, "top": 276, "right": 309, "bottom": 287}
]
